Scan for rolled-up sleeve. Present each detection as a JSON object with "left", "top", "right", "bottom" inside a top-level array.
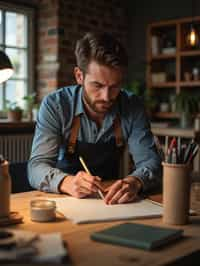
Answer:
[
  {"left": 28, "top": 94, "right": 67, "bottom": 193},
  {"left": 127, "top": 98, "right": 162, "bottom": 192}
]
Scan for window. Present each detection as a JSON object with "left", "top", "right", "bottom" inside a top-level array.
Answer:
[{"left": 0, "top": 2, "right": 34, "bottom": 111}]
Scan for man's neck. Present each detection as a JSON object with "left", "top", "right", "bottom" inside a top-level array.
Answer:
[{"left": 83, "top": 98, "right": 105, "bottom": 128}]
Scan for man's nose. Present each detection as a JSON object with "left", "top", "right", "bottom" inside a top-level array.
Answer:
[{"left": 101, "top": 88, "right": 110, "bottom": 101}]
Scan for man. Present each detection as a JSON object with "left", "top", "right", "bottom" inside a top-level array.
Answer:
[{"left": 28, "top": 32, "right": 161, "bottom": 204}]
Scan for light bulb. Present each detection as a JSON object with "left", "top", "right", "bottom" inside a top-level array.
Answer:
[{"left": 187, "top": 26, "right": 199, "bottom": 47}]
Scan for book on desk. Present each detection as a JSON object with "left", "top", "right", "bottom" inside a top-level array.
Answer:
[{"left": 91, "top": 223, "right": 183, "bottom": 250}]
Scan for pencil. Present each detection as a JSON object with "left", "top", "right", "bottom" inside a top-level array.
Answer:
[
  {"left": 145, "top": 198, "right": 163, "bottom": 207},
  {"left": 79, "top": 156, "right": 104, "bottom": 199}
]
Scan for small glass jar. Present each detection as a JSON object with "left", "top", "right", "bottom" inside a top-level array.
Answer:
[
  {"left": 193, "top": 68, "right": 199, "bottom": 81},
  {"left": 30, "top": 200, "right": 56, "bottom": 222}
]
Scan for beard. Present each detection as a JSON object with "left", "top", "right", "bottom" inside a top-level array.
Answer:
[{"left": 83, "top": 88, "right": 115, "bottom": 114}]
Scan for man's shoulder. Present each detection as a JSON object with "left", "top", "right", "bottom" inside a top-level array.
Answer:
[
  {"left": 46, "top": 85, "right": 81, "bottom": 101},
  {"left": 41, "top": 85, "right": 81, "bottom": 110},
  {"left": 119, "top": 90, "right": 143, "bottom": 109}
]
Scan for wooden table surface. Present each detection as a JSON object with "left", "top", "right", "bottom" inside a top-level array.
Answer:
[{"left": 8, "top": 187, "right": 200, "bottom": 266}]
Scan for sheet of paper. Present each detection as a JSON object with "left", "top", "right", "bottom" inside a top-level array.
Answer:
[{"left": 50, "top": 197, "right": 163, "bottom": 224}]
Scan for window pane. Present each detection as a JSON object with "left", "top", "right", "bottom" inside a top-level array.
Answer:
[
  {"left": 5, "top": 11, "right": 27, "bottom": 47},
  {"left": 0, "top": 84, "right": 3, "bottom": 110},
  {"left": 0, "top": 10, "right": 2, "bottom": 44},
  {"left": 6, "top": 48, "right": 27, "bottom": 79},
  {"left": 5, "top": 80, "right": 27, "bottom": 108}
]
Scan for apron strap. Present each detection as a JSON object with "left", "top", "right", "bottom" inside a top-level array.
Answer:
[
  {"left": 113, "top": 115, "right": 124, "bottom": 148},
  {"left": 68, "top": 116, "right": 80, "bottom": 154},
  {"left": 68, "top": 115, "right": 124, "bottom": 154}
]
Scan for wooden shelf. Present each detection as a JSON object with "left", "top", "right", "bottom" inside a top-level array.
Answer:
[
  {"left": 151, "top": 126, "right": 200, "bottom": 139},
  {"left": 180, "top": 50, "right": 200, "bottom": 57},
  {"left": 150, "top": 82, "right": 177, "bottom": 88},
  {"left": 151, "top": 81, "right": 200, "bottom": 88},
  {"left": 180, "top": 81, "right": 200, "bottom": 87},
  {"left": 147, "top": 16, "right": 200, "bottom": 121},
  {"left": 0, "top": 120, "right": 35, "bottom": 134},
  {"left": 151, "top": 54, "right": 176, "bottom": 60},
  {"left": 153, "top": 112, "right": 180, "bottom": 119}
]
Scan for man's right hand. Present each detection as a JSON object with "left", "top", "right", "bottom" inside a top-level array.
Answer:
[{"left": 59, "top": 171, "right": 103, "bottom": 198}]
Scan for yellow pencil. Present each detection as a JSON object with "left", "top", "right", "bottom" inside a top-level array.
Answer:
[{"left": 79, "top": 156, "right": 104, "bottom": 199}]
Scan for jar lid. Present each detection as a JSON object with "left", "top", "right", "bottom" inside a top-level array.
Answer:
[{"left": 30, "top": 199, "right": 56, "bottom": 209}]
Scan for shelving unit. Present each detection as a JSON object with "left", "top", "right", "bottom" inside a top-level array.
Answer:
[{"left": 147, "top": 16, "right": 200, "bottom": 120}]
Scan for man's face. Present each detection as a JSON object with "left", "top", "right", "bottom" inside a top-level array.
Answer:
[{"left": 74, "top": 61, "right": 123, "bottom": 115}]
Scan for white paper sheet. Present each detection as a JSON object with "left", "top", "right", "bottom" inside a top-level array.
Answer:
[{"left": 51, "top": 197, "right": 163, "bottom": 224}]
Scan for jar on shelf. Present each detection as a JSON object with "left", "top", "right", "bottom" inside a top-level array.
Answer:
[
  {"left": 151, "top": 35, "right": 160, "bottom": 56},
  {"left": 192, "top": 68, "right": 199, "bottom": 81},
  {"left": 160, "top": 102, "right": 170, "bottom": 112},
  {"left": 184, "top": 71, "right": 192, "bottom": 81}
]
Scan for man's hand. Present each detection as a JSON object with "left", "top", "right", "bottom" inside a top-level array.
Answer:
[
  {"left": 59, "top": 171, "right": 103, "bottom": 198},
  {"left": 104, "top": 176, "right": 143, "bottom": 204}
]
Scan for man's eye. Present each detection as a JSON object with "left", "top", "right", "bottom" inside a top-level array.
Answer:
[{"left": 95, "top": 84, "right": 102, "bottom": 89}]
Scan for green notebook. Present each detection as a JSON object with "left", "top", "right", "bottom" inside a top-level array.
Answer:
[{"left": 91, "top": 223, "right": 183, "bottom": 250}]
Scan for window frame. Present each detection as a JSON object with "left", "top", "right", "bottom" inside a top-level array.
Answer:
[{"left": 0, "top": 1, "right": 34, "bottom": 113}]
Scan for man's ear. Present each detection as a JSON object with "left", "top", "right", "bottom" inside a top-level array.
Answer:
[{"left": 74, "top": 67, "right": 84, "bottom": 85}]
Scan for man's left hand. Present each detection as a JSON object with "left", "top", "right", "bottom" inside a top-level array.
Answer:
[{"left": 104, "top": 176, "right": 143, "bottom": 204}]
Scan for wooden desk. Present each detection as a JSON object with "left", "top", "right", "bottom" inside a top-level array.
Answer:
[{"left": 8, "top": 189, "right": 200, "bottom": 266}]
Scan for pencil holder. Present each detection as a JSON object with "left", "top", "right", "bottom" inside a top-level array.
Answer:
[{"left": 162, "top": 162, "right": 191, "bottom": 225}]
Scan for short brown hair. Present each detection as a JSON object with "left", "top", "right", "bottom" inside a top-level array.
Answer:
[{"left": 75, "top": 32, "right": 128, "bottom": 73}]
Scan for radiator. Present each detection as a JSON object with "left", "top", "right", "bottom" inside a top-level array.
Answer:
[{"left": 0, "top": 134, "right": 33, "bottom": 162}]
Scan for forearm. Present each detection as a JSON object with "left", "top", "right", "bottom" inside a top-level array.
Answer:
[
  {"left": 127, "top": 100, "right": 162, "bottom": 192},
  {"left": 27, "top": 93, "right": 66, "bottom": 193},
  {"left": 28, "top": 158, "right": 68, "bottom": 193}
]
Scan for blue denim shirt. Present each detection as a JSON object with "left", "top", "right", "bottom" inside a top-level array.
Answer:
[{"left": 28, "top": 85, "right": 162, "bottom": 193}]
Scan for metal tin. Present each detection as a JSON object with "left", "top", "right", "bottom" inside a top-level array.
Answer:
[{"left": 30, "top": 200, "right": 56, "bottom": 222}]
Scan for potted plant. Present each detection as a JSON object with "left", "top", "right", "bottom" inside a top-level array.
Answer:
[
  {"left": 175, "top": 92, "right": 198, "bottom": 128},
  {"left": 5, "top": 100, "right": 23, "bottom": 122}
]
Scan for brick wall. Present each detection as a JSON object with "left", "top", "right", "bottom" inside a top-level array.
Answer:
[
  {"left": 37, "top": 0, "right": 128, "bottom": 99},
  {"left": 36, "top": 0, "right": 60, "bottom": 99}
]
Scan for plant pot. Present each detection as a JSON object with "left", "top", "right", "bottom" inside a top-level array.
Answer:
[{"left": 7, "top": 110, "right": 23, "bottom": 122}]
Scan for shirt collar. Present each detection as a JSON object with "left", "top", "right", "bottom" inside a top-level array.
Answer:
[{"left": 74, "top": 86, "right": 85, "bottom": 116}]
